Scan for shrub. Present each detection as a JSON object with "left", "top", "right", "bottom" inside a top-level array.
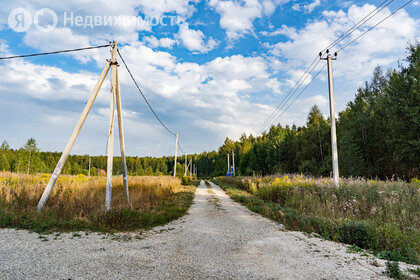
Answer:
[
  {"left": 385, "top": 261, "right": 406, "bottom": 280},
  {"left": 338, "top": 221, "right": 378, "bottom": 250}
]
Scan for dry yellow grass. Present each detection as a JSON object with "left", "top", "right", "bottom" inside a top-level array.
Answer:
[{"left": 0, "top": 172, "right": 195, "bottom": 232}]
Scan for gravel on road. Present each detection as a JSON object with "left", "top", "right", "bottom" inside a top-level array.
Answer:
[{"left": 0, "top": 181, "right": 417, "bottom": 279}]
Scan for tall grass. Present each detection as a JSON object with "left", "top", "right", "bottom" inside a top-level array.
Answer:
[
  {"left": 0, "top": 172, "right": 195, "bottom": 232},
  {"left": 217, "top": 175, "right": 420, "bottom": 264}
]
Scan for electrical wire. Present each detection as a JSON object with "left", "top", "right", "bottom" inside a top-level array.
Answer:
[
  {"left": 117, "top": 49, "right": 177, "bottom": 137},
  {"left": 117, "top": 49, "right": 187, "bottom": 155},
  {"left": 256, "top": 0, "right": 405, "bottom": 134},
  {"left": 0, "top": 44, "right": 111, "bottom": 60},
  {"left": 271, "top": 64, "right": 327, "bottom": 126},
  {"left": 337, "top": 0, "right": 414, "bottom": 53},
  {"left": 256, "top": 58, "right": 320, "bottom": 134},
  {"left": 273, "top": 0, "right": 410, "bottom": 127},
  {"left": 255, "top": 56, "right": 318, "bottom": 134},
  {"left": 322, "top": 0, "right": 394, "bottom": 52}
]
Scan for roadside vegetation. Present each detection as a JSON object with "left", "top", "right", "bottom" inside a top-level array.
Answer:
[
  {"left": 215, "top": 175, "right": 420, "bottom": 265},
  {"left": 0, "top": 172, "right": 195, "bottom": 233}
]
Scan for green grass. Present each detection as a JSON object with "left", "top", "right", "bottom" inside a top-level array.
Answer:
[
  {"left": 214, "top": 176, "right": 420, "bottom": 265},
  {"left": 0, "top": 173, "right": 195, "bottom": 233}
]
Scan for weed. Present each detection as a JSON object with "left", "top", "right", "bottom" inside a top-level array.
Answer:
[
  {"left": 347, "top": 245, "right": 363, "bottom": 254},
  {"left": 385, "top": 261, "right": 406, "bottom": 280},
  {"left": 214, "top": 176, "right": 420, "bottom": 264}
]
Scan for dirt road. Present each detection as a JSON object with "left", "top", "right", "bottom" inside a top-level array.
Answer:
[{"left": 0, "top": 181, "right": 400, "bottom": 279}]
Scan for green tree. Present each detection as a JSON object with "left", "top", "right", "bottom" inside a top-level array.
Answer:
[{"left": 23, "top": 138, "right": 39, "bottom": 174}]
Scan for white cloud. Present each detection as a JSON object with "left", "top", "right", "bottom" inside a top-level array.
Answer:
[
  {"left": 143, "top": 36, "right": 178, "bottom": 49},
  {"left": 176, "top": 23, "right": 219, "bottom": 53},
  {"left": 412, "top": 1, "right": 420, "bottom": 6},
  {"left": 0, "top": 56, "right": 111, "bottom": 103},
  {"left": 265, "top": 4, "right": 420, "bottom": 81},
  {"left": 304, "top": 0, "right": 322, "bottom": 13},
  {"left": 292, "top": 0, "right": 322, "bottom": 13},
  {"left": 208, "top": 0, "right": 290, "bottom": 39},
  {"left": 0, "top": 0, "right": 201, "bottom": 58}
]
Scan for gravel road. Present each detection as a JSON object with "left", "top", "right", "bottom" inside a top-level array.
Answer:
[{"left": 0, "top": 181, "right": 417, "bottom": 279}]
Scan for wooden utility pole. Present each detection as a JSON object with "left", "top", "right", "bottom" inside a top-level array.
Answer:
[
  {"left": 105, "top": 41, "right": 118, "bottom": 212},
  {"left": 227, "top": 153, "right": 230, "bottom": 175},
  {"left": 173, "top": 133, "right": 178, "bottom": 179},
  {"left": 38, "top": 41, "right": 131, "bottom": 211},
  {"left": 115, "top": 65, "right": 130, "bottom": 207},
  {"left": 37, "top": 60, "right": 111, "bottom": 210},
  {"left": 184, "top": 154, "right": 187, "bottom": 176},
  {"left": 189, "top": 159, "right": 192, "bottom": 179},
  {"left": 320, "top": 50, "right": 339, "bottom": 186}
]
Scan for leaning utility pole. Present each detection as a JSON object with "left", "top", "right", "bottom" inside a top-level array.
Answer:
[
  {"left": 173, "top": 133, "right": 178, "bottom": 179},
  {"left": 37, "top": 41, "right": 131, "bottom": 210},
  {"left": 320, "top": 50, "right": 339, "bottom": 186},
  {"left": 232, "top": 149, "right": 235, "bottom": 176}
]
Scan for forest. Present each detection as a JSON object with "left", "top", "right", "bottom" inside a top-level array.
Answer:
[{"left": 0, "top": 43, "right": 419, "bottom": 180}]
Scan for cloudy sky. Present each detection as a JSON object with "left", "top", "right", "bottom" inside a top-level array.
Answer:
[{"left": 0, "top": 0, "right": 419, "bottom": 157}]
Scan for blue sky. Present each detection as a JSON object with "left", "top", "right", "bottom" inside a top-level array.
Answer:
[{"left": 0, "top": 0, "right": 419, "bottom": 157}]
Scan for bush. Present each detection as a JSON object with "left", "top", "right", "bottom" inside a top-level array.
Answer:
[
  {"left": 338, "top": 221, "right": 378, "bottom": 250},
  {"left": 182, "top": 176, "right": 192, "bottom": 185},
  {"left": 385, "top": 261, "right": 406, "bottom": 280}
]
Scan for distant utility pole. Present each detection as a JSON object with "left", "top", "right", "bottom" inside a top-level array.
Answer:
[
  {"left": 184, "top": 154, "right": 187, "bottom": 176},
  {"left": 174, "top": 133, "right": 178, "bottom": 179},
  {"left": 320, "top": 50, "right": 339, "bottom": 186},
  {"left": 189, "top": 159, "right": 192, "bottom": 179},
  {"left": 227, "top": 153, "right": 230, "bottom": 175},
  {"left": 232, "top": 149, "right": 235, "bottom": 176},
  {"left": 88, "top": 157, "right": 91, "bottom": 176}
]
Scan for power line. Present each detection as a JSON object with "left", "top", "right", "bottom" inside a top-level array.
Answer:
[
  {"left": 0, "top": 44, "right": 111, "bottom": 60},
  {"left": 117, "top": 49, "right": 177, "bottom": 137},
  {"left": 271, "top": 64, "right": 327, "bottom": 125},
  {"left": 337, "top": 0, "right": 414, "bottom": 53},
  {"left": 256, "top": 0, "right": 402, "bottom": 134},
  {"left": 255, "top": 56, "right": 318, "bottom": 134},
  {"left": 178, "top": 142, "right": 185, "bottom": 154},
  {"left": 256, "top": 58, "right": 320, "bottom": 134},
  {"left": 272, "top": 0, "right": 410, "bottom": 129},
  {"left": 323, "top": 0, "right": 394, "bottom": 52},
  {"left": 118, "top": 49, "right": 188, "bottom": 155}
]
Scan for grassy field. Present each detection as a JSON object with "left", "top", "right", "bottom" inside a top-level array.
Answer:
[
  {"left": 215, "top": 175, "right": 420, "bottom": 265},
  {"left": 0, "top": 172, "right": 195, "bottom": 233}
]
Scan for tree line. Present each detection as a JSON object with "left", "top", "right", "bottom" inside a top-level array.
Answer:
[{"left": 0, "top": 44, "right": 418, "bottom": 179}]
